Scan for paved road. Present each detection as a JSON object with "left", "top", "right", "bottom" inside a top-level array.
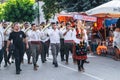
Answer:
[{"left": 0, "top": 53, "right": 120, "bottom": 80}]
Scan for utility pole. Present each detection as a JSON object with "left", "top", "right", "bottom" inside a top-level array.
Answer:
[
  {"left": 35, "top": 0, "right": 40, "bottom": 25},
  {"left": 37, "top": 1, "right": 40, "bottom": 25},
  {"left": 0, "top": 0, "right": 5, "bottom": 3}
]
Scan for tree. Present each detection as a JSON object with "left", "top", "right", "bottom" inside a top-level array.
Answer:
[
  {"left": 3, "top": 0, "right": 38, "bottom": 23},
  {"left": 42, "top": 0, "right": 60, "bottom": 21},
  {"left": 59, "top": 0, "right": 111, "bottom": 12},
  {"left": 42, "top": 0, "right": 111, "bottom": 20},
  {"left": 0, "top": 3, "right": 5, "bottom": 21}
]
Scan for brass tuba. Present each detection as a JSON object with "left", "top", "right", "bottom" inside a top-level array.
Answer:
[
  {"left": 24, "top": 26, "right": 31, "bottom": 33},
  {"left": 40, "top": 23, "right": 51, "bottom": 40},
  {"left": 41, "top": 23, "right": 51, "bottom": 32},
  {"left": 4, "top": 22, "right": 13, "bottom": 33},
  {"left": 23, "top": 22, "right": 31, "bottom": 33}
]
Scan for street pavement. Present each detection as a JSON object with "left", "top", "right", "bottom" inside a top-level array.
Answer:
[{"left": 0, "top": 53, "right": 120, "bottom": 80}]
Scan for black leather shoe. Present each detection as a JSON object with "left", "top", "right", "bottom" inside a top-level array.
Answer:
[
  {"left": 61, "top": 59, "right": 65, "bottom": 61},
  {"left": 36, "top": 64, "right": 39, "bottom": 67},
  {"left": 54, "top": 63, "right": 58, "bottom": 67},
  {"left": 65, "top": 62, "right": 68, "bottom": 65},
  {"left": 42, "top": 61, "right": 45, "bottom": 63},
  {"left": 34, "top": 66, "right": 38, "bottom": 71},
  {"left": 45, "top": 59, "right": 47, "bottom": 61},
  {"left": 16, "top": 71, "right": 20, "bottom": 74},
  {"left": 28, "top": 62, "right": 32, "bottom": 64},
  {"left": 52, "top": 62, "right": 55, "bottom": 65},
  {"left": 19, "top": 69, "right": 22, "bottom": 71},
  {"left": 4, "top": 64, "right": 7, "bottom": 67},
  {"left": 84, "top": 60, "right": 90, "bottom": 63}
]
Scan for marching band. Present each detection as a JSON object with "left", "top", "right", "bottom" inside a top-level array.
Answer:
[{"left": 0, "top": 20, "right": 91, "bottom": 74}]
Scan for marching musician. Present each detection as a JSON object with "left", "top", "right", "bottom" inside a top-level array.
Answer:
[
  {"left": 29, "top": 23, "right": 42, "bottom": 70},
  {"left": 1, "top": 22, "right": 11, "bottom": 67},
  {"left": 39, "top": 23, "right": 50, "bottom": 63},
  {"left": 62, "top": 22, "right": 76, "bottom": 64},
  {"left": 0, "top": 26, "right": 4, "bottom": 67},
  {"left": 59, "top": 21, "right": 66, "bottom": 61},
  {"left": 40, "top": 22, "right": 50, "bottom": 57},
  {"left": 22, "top": 22, "right": 32, "bottom": 64},
  {"left": 47, "top": 22, "right": 60, "bottom": 67},
  {"left": 7, "top": 24, "right": 15, "bottom": 64}
]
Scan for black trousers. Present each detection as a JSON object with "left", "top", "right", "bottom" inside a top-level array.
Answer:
[
  {"left": 13, "top": 46, "right": 24, "bottom": 71},
  {"left": 41, "top": 42, "right": 46, "bottom": 63},
  {"left": 60, "top": 38, "right": 65, "bottom": 61},
  {"left": 7, "top": 43, "right": 14, "bottom": 62},
  {"left": 64, "top": 43, "right": 73, "bottom": 62},
  {"left": 77, "top": 60, "right": 85, "bottom": 69},
  {"left": 41, "top": 40, "right": 49, "bottom": 62},
  {"left": 3, "top": 41, "right": 8, "bottom": 65},
  {"left": 45, "top": 40, "right": 50, "bottom": 56},
  {"left": 24, "top": 42, "right": 31, "bottom": 62},
  {"left": 0, "top": 48, "right": 4, "bottom": 64}
]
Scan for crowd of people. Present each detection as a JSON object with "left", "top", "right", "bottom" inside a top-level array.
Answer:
[{"left": 0, "top": 19, "right": 120, "bottom": 75}]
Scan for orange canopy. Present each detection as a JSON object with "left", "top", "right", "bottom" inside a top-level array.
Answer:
[{"left": 57, "top": 16, "right": 73, "bottom": 23}]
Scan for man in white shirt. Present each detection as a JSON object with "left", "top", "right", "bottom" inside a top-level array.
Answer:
[
  {"left": 62, "top": 23, "right": 75, "bottom": 64},
  {"left": 59, "top": 21, "right": 66, "bottom": 61},
  {"left": 40, "top": 27, "right": 50, "bottom": 63},
  {"left": 29, "top": 23, "right": 41, "bottom": 70},
  {"left": 0, "top": 28, "right": 4, "bottom": 67},
  {"left": 1, "top": 22, "right": 11, "bottom": 67},
  {"left": 22, "top": 23, "right": 32, "bottom": 64},
  {"left": 48, "top": 22, "right": 60, "bottom": 67}
]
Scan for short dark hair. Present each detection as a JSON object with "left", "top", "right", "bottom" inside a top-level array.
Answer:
[
  {"left": 66, "top": 22, "right": 71, "bottom": 26},
  {"left": 13, "top": 22, "right": 19, "bottom": 27},
  {"left": 31, "top": 23, "right": 36, "bottom": 27},
  {"left": 51, "top": 22, "right": 55, "bottom": 25},
  {"left": 24, "top": 22, "right": 28, "bottom": 25}
]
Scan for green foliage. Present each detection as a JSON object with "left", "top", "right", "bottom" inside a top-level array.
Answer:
[
  {"left": 0, "top": 3, "right": 5, "bottom": 21},
  {"left": 42, "top": 0, "right": 60, "bottom": 21},
  {"left": 42, "top": 0, "right": 111, "bottom": 20},
  {"left": 3, "top": 0, "right": 37, "bottom": 23},
  {"left": 0, "top": 4, "right": 3, "bottom": 21},
  {"left": 58, "top": 0, "right": 111, "bottom": 12}
]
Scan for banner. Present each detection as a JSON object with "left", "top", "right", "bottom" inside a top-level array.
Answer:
[{"left": 73, "top": 14, "right": 97, "bottom": 22}]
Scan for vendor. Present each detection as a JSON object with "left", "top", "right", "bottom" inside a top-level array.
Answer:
[{"left": 113, "top": 27, "right": 120, "bottom": 61}]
